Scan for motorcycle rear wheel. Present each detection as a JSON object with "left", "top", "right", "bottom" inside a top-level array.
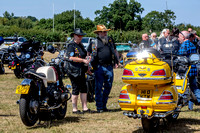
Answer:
[
  {"left": 19, "top": 95, "right": 38, "bottom": 126},
  {"left": 54, "top": 101, "right": 67, "bottom": 120},
  {"left": 141, "top": 118, "right": 159, "bottom": 132}
]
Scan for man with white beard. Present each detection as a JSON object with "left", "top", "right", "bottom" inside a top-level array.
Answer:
[{"left": 87, "top": 24, "right": 119, "bottom": 113}]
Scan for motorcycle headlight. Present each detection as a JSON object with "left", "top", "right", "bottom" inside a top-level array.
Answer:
[{"left": 25, "top": 53, "right": 31, "bottom": 59}]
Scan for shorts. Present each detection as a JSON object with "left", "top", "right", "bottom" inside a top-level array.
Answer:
[{"left": 69, "top": 74, "right": 87, "bottom": 95}]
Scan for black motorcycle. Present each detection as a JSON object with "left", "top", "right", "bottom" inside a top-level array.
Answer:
[
  {"left": 16, "top": 45, "right": 71, "bottom": 127},
  {"left": 8, "top": 41, "right": 44, "bottom": 78}
]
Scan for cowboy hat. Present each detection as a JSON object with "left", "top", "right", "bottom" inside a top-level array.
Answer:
[
  {"left": 70, "top": 28, "right": 86, "bottom": 37},
  {"left": 93, "top": 24, "right": 111, "bottom": 33}
]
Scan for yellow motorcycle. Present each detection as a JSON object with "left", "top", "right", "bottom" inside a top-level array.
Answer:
[{"left": 118, "top": 48, "right": 199, "bottom": 132}]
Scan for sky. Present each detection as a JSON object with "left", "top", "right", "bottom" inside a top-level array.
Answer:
[{"left": 0, "top": 0, "right": 199, "bottom": 26}]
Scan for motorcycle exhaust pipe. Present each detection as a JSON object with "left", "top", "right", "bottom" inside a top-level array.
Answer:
[{"left": 61, "top": 93, "right": 68, "bottom": 102}]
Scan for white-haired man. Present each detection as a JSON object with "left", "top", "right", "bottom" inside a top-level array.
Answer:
[{"left": 158, "top": 29, "right": 170, "bottom": 53}]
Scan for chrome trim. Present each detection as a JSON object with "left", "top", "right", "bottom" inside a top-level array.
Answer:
[
  {"left": 151, "top": 69, "right": 166, "bottom": 76},
  {"left": 137, "top": 97, "right": 152, "bottom": 101},
  {"left": 153, "top": 110, "right": 174, "bottom": 118},
  {"left": 179, "top": 68, "right": 190, "bottom": 91},
  {"left": 156, "top": 101, "right": 176, "bottom": 104},
  {"left": 122, "top": 77, "right": 171, "bottom": 80},
  {"left": 123, "top": 110, "right": 175, "bottom": 118},
  {"left": 118, "top": 100, "right": 131, "bottom": 103}
]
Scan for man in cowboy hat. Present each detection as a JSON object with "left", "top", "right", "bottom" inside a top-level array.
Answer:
[{"left": 87, "top": 24, "right": 119, "bottom": 113}]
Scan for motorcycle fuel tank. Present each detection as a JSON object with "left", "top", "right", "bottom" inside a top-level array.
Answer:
[{"left": 36, "top": 66, "right": 58, "bottom": 83}]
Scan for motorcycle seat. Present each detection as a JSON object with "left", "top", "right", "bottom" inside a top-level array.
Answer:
[{"left": 25, "top": 70, "right": 46, "bottom": 79}]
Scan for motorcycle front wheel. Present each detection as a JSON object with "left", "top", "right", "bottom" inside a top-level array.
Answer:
[
  {"left": 54, "top": 101, "right": 67, "bottom": 120},
  {"left": 19, "top": 95, "right": 38, "bottom": 126},
  {"left": 14, "top": 67, "right": 23, "bottom": 78}
]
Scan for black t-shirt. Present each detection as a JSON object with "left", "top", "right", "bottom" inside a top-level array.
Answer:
[{"left": 87, "top": 37, "right": 116, "bottom": 64}]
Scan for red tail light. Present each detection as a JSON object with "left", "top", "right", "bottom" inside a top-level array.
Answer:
[
  {"left": 12, "top": 61, "right": 15, "bottom": 65},
  {"left": 151, "top": 69, "right": 166, "bottom": 76},
  {"left": 123, "top": 69, "right": 133, "bottom": 76},
  {"left": 159, "top": 90, "right": 173, "bottom": 100},
  {"left": 119, "top": 89, "right": 130, "bottom": 99},
  {"left": 141, "top": 106, "right": 147, "bottom": 109}
]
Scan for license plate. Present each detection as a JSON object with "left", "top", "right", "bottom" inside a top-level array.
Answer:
[
  {"left": 138, "top": 90, "right": 152, "bottom": 98},
  {"left": 16, "top": 85, "right": 30, "bottom": 94},
  {"left": 11, "top": 66, "right": 16, "bottom": 70}
]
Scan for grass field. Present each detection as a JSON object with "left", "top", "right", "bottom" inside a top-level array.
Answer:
[{"left": 0, "top": 52, "right": 200, "bottom": 133}]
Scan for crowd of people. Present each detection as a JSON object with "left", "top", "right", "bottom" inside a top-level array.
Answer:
[
  {"left": 139, "top": 27, "right": 200, "bottom": 110},
  {"left": 67, "top": 25, "right": 200, "bottom": 114}
]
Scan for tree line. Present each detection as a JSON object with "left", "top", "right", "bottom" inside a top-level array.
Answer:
[{"left": 0, "top": 0, "right": 199, "bottom": 44}]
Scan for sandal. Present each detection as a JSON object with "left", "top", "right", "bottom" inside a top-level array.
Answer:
[
  {"left": 72, "top": 110, "right": 83, "bottom": 114},
  {"left": 83, "top": 109, "right": 95, "bottom": 114}
]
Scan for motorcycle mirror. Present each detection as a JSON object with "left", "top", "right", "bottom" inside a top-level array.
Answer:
[{"left": 189, "top": 54, "right": 200, "bottom": 62}]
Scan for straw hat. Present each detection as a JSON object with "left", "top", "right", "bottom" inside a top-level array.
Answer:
[{"left": 93, "top": 24, "right": 111, "bottom": 33}]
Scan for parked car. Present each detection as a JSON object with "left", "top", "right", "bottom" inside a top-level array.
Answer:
[
  {"left": 81, "top": 37, "right": 95, "bottom": 50},
  {"left": 0, "top": 36, "right": 27, "bottom": 51}
]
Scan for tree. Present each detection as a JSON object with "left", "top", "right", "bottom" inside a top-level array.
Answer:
[
  {"left": 94, "top": 0, "right": 144, "bottom": 31},
  {"left": 54, "top": 10, "right": 94, "bottom": 33},
  {"left": 142, "top": 10, "right": 176, "bottom": 31},
  {"left": 27, "top": 16, "right": 37, "bottom": 22},
  {"left": 3, "top": 11, "right": 14, "bottom": 20}
]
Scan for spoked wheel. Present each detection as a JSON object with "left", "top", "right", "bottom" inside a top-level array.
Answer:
[
  {"left": 54, "top": 101, "right": 67, "bottom": 120},
  {"left": 141, "top": 118, "right": 159, "bottom": 133},
  {"left": 19, "top": 94, "right": 38, "bottom": 126}
]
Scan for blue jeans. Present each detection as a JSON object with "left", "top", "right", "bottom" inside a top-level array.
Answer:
[
  {"left": 189, "top": 76, "right": 200, "bottom": 103},
  {"left": 94, "top": 65, "right": 114, "bottom": 110}
]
